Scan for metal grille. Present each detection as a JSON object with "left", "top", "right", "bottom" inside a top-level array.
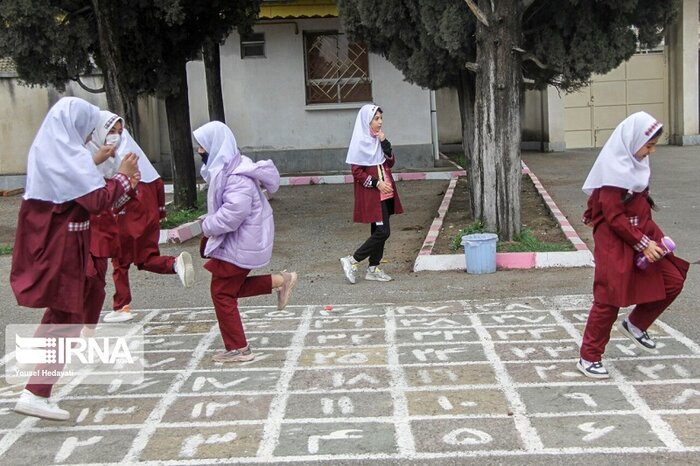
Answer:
[{"left": 304, "top": 32, "right": 372, "bottom": 104}]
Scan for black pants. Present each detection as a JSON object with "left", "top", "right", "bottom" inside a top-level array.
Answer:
[{"left": 354, "top": 200, "right": 391, "bottom": 267}]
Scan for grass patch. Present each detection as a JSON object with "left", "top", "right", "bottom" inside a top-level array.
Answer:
[
  {"left": 449, "top": 221, "right": 486, "bottom": 250},
  {"left": 0, "top": 245, "right": 13, "bottom": 256},
  {"left": 450, "top": 224, "right": 575, "bottom": 253},
  {"left": 160, "top": 189, "right": 207, "bottom": 229},
  {"left": 497, "top": 228, "right": 575, "bottom": 252}
]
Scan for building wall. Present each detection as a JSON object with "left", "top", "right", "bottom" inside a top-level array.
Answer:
[
  {"left": 0, "top": 75, "right": 162, "bottom": 190},
  {"left": 185, "top": 18, "right": 433, "bottom": 173},
  {"left": 0, "top": 77, "right": 107, "bottom": 189}
]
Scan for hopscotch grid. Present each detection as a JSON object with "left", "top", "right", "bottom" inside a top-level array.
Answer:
[
  {"left": 465, "top": 304, "right": 545, "bottom": 451},
  {"left": 59, "top": 446, "right": 700, "bottom": 466},
  {"left": 121, "top": 324, "right": 221, "bottom": 463},
  {"left": 2, "top": 378, "right": 694, "bottom": 404},
  {"left": 85, "top": 294, "right": 598, "bottom": 315},
  {"left": 548, "top": 307, "right": 686, "bottom": 450},
  {"left": 3, "top": 296, "right": 700, "bottom": 463},
  {"left": 255, "top": 305, "right": 315, "bottom": 458},
  {"left": 14, "top": 406, "right": 700, "bottom": 435},
  {"left": 384, "top": 306, "right": 417, "bottom": 455},
  {"left": 0, "top": 308, "right": 163, "bottom": 459}
]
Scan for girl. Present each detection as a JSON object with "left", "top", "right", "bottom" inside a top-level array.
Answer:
[
  {"left": 11, "top": 97, "right": 140, "bottom": 420},
  {"left": 340, "top": 104, "right": 403, "bottom": 284},
  {"left": 577, "top": 111, "right": 688, "bottom": 379},
  {"left": 193, "top": 121, "right": 297, "bottom": 363},
  {"left": 92, "top": 112, "right": 194, "bottom": 323}
]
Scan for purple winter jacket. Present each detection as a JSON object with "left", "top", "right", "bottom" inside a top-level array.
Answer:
[{"left": 201, "top": 156, "right": 280, "bottom": 269}]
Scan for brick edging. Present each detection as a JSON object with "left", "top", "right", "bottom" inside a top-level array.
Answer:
[{"left": 413, "top": 164, "right": 593, "bottom": 272}]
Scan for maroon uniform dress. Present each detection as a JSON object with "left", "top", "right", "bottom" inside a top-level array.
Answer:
[
  {"left": 112, "top": 178, "right": 175, "bottom": 310},
  {"left": 11, "top": 174, "right": 132, "bottom": 397},
  {"left": 580, "top": 186, "right": 688, "bottom": 362},
  {"left": 83, "top": 206, "right": 122, "bottom": 328},
  {"left": 351, "top": 156, "right": 403, "bottom": 223}
]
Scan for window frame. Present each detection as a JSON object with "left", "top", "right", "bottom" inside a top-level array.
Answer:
[
  {"left": 302, "top": 30, "right": 373, "bottom": 106},
  {"left": 240, "top": 32, "right": 266, "bottom": 59}
]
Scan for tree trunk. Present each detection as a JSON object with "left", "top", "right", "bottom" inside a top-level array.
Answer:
[
  {"left": 91, "top": 0, "right": 140, "bottom": 140},
  {"left": 203, "top": 40, "right": 226, "bottom": 123},
  {"left": 165, "top": 61, "right": 197, "bottom": 210},
  {"left": 472, "top": 0, "right": 523, "bottom": 240},
  {"left": 457, "top": 69, "right": 476, "bottom": 215}
]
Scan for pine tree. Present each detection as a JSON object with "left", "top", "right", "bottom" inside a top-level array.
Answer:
[
  {"left": 0, "top": 0, "right": 260, "bottom": 209},
  {"left": 338, "top": 0, "right": 679, "bottom": 239}
]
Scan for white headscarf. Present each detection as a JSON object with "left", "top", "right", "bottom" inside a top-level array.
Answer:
[
  {"left": 92, "top": 111, "right": 161, "bottom": 182},
  {"left": 345, "top": 103, "right": 386, "bottom": 166},
  {"left": 192, "top": 121, "right": 240, "bottom": 184},
  {"left": 582, "top": 111, "right": 662, "bottom": 196},
  {"left": 24, "top": 97, "right": 105, "bottom": 203}
]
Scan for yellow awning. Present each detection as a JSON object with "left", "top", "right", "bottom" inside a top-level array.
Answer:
[{"left": 259, "top": 0, "right": 338, "bottom": 19}]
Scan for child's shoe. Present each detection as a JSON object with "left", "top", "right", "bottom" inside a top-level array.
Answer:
[
  {"left": 618, "top": 319, "right": 656, "bottom": 352},
  {"left": 103, "top": 305, "right": 134, "bottom": 323},
  {"left": 212, "top": 346, "right": 255, "bottom": 363},
  {"left": 340, "top": 256, "right": 358, "bottom": 284},
  {"left": 365, "top": 266, "right": 392, "bottom": 282},
  {"left": 175, "top": 252, "right": 195, "bottom": 288},
  {"left": 14, "top": 389, "right": 69, "bottom": 421},
  {"left": 277, "top": 271, "right": 298, "bottom": 310},
  {"left": 576, "top": 358, "right": 610, "bottom": 379}
]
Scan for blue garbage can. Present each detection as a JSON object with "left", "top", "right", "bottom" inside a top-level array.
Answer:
[{"left": 461, "top": 233, "right": 498, "bottom": 274}]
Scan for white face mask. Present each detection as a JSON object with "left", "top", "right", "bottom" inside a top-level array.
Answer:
[{"left": 105, "top": 133, "right": 121, "bottom": 147}]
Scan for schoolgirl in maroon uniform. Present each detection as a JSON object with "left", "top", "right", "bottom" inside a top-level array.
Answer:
[
  {"left": 11, "top": 97, "right": 140, "bottom": 420},
  {"left": 94, "top": 112, "right": 194, "bottom": 323},
  {"left": 340, "top": 104, "right": 403, "bottom": 284},
  {"left": 577, "top": 111, "right": 688, "bottom": 379}
]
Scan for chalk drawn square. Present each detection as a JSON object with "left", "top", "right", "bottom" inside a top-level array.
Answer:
[
  {"left": 518, "top": 385, "right": 633, "bottom": 414},
  {"left": 141, "top": 425, "right": 261, "bottom": 461},
  {"left": 530, "top": 414, "right": 665, "bottom": 449},
  {"left": 411, "top": 418, "right": 523, "bottom": 452},
  {"left": 403, "top": 363, "right": 497, "bottom": 387},
  {"left": 406, "top": 388, "right": 509, "bottom": 416},
  {"left": 275, "top": 421, "right": 396, "bottom": 456},
  {"left": 161, "top": 394, "right": 275, "bottom": 423},
  {"left": 634, "top": 383, "right": 700, "bottom": 410},
  {"left": 285, "top": 392, "right": 394, "bottom": 419},
  {"left": 288, "top": 367, "right": 390, "bottom": 391}
]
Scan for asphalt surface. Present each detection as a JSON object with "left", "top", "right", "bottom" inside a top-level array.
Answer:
[{"left": 0, "top": 145, "right": 698, "bottom": 465}]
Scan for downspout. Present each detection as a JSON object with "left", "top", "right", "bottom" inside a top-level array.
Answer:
[{"left": 430, "top": 90, "right": 440, "bottom": 162}]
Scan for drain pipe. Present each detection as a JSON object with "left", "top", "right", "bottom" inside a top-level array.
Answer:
[{"left": 430, "top": 90, "right": 440, "bottom": 162}]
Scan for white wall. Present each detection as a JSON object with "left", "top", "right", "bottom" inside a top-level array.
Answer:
[
  {"left": 0, "top": 77, "right": 107, "bottom": 178},
  {"left": 186, "top": 18, "right": 433, "bottom": 171}
]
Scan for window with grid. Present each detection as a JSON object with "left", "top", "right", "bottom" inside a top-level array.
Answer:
[{"left": 304, "top": 31, "right": 372, "bottom": 105}]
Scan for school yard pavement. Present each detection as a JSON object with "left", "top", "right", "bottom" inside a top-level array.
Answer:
[
  {"left": 0, "top": 297, "right": 698, "bottom": 465},
  {"left": 0, "top": 145, "right": 699, "bottom": 464}
]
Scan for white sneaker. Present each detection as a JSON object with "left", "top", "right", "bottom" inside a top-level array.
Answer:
[
  {"left": 340, "top": 256, "right": 357, "bottom": 284},
  {"left": 576, "top": 359, "right": 610, "bottom": 379},
  {"left": 175, "top": 252, "right": 194, "bottom": 288},
  {"left": 365, "top": 266, "right": 392, "bottom": 282},
  {"left": 103, "top": 305, "right": 134, "bottom": 323},
  {"left": 14, "top": 389, "right": 69, "bottom": 421}
]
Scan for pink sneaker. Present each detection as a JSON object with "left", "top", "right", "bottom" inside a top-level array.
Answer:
[
  {"left": 277, "top": 271, "right": 298, "bottom": 310},
  {"left": 212, "top": 346, "right": 255, "bottom": 363}
]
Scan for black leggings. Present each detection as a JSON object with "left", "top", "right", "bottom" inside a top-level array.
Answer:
[{"left": 353, "top": 200, "right": 391, "bottom": 267}]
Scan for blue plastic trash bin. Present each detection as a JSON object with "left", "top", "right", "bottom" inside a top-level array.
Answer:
[{"left": 461, "top": 233, "right": 498, "bottom": 274}]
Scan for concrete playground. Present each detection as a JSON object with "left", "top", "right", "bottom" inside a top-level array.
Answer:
[{"left": 0, "top": 146, "right": 698, "bottom": 464}]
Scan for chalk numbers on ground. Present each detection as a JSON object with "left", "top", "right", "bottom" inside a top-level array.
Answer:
[{"left": 1, "top": 294, "right": 699, "bottom": 463}]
